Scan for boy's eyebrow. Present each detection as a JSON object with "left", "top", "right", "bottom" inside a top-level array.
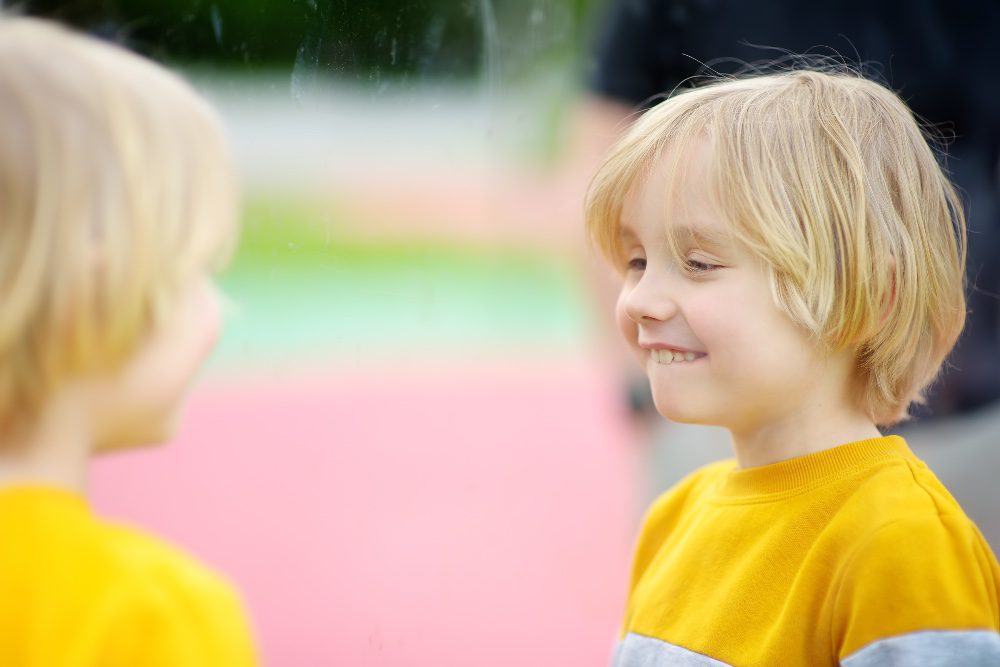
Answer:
[
  {"left": 614, "top": 221, "right": 731, "bottom": 251},
  {"left": 673, "top": 225, "right": 731, "bottom": 250},
  {"left": 617, "top": 222, "right": 638, "bottom": 240}
]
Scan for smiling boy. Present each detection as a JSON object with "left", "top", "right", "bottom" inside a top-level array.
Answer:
[{"left": 587, "top": 70, "right": 1000, "bottom": 665}]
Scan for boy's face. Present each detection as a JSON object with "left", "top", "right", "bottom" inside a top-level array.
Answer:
[
  {"left": 616, "top": 141, "right": 849, "bottom": 436},
  {"left": 91, "top": 276, "right": 223, "bottom": 452}
]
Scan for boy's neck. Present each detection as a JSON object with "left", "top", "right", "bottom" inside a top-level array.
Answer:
[
  {"left": 729, "top": 404, "right": 882, "bottom": 469},
  {"left": 0, "top": 388, "right": 92, "bottom": 495}
]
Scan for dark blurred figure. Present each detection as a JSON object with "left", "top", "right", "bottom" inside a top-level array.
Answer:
[{"left": 588, "top": 0, "right": 1000, "bottom": 421}]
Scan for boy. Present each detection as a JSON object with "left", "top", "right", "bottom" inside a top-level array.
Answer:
[
  {"left": 586, "top": 69, "right": 1000, "bottom": 665},
  {"left": 0, "top": 17, "right": 257, "bottom": 665}
]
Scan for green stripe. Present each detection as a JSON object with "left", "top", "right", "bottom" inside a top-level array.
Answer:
[{"left": 209, "top": 196, "right": 591, "bottom": 368}]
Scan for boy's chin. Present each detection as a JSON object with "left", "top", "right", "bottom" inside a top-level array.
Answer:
[{"left": 651, "top": 395, "right": 713, "bottom": 426}]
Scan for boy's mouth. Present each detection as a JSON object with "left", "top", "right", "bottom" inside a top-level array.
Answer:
[{"left": 650, "top": 348, "right": 707, "bottom": 365}]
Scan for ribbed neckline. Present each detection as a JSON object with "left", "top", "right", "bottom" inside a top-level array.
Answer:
[{"left": 714, "top": 435, "right": 913, "bottom": 500}]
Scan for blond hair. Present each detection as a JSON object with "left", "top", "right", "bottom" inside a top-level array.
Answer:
[
  {"left": 0, "top": 17, "right": 238, "bottom": 432},
  {"left": 586, "top": 69, "right": 966, "bottom": 426}
]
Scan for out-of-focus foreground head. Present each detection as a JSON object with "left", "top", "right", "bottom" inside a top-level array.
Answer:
[
  {"left": 586, "top": 68, "right": 967, "bottom": 426},
  {"left": 0, "top": 16, "right": 238, "bottom": 437}
]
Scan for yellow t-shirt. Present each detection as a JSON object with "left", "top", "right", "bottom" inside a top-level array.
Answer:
[
  {"left": 613, "top": 435, "right": 1000, "bottom": 666},
  {"left": 0, "top": 486, "right": 257, "bottom": 666}
]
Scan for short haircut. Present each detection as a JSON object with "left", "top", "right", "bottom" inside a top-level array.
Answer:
[
  {"left": 586, "top": 68, "right": 966, "bottom": 426},
  {"left": 0, "top": 17, "right": 238, "bottom": 432}
]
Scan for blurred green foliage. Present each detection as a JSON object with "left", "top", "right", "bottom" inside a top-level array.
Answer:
[{"left": 24, "top": 0, "right": 597, "bottom": 80}]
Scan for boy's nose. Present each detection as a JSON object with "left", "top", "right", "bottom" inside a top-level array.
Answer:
[{"left": 620, "top": 273, "right": 679, "bottom": 324}]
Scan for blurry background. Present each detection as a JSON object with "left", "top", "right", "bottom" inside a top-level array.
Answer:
[{"left": 18, "top": 1, "right": 1000, "bottom": 665}]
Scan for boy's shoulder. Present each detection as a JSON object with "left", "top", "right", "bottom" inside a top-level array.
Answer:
[
  {"left": 830, "top": 449, "right": 980, "bottom": 543},
  {"left": 826, "top": 456, "right": 1000, "bottom": 659},
  {"left": 0, "top": 486, "right": 254, "bottom": 664},
  {"left": 0, "top": 485, "right": 236, "bottom": 598},
  {"left": 100, "top": 516, "right": 243, "bottom": 608}
]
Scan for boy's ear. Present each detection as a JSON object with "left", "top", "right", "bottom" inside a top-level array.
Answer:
[{"left": 880, "top": 258, "right": 897, "bottom": 326}]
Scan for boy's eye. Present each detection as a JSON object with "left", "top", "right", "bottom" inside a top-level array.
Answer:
[
  {"left": 685, "top": 257, "right": 720, "bottom": 274},
  {"left": 627, "top": 257, "right": 646, "bottom": 272}
]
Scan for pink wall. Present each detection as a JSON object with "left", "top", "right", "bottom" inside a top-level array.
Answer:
[{"left": 91, "top": 363, "right": 639, "bottom": 665}]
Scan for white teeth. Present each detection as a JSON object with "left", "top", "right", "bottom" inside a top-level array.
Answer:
[{"left": 652, "top": 349, "right": 702, "bottom": 364}]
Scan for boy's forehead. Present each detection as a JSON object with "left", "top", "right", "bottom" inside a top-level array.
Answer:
[
  {"left": 617, "top": 159, "right": 731, "bottom": 249},
  {"left": 618, "top": 217, "right": 731, "bottom": 249},
  {"left": 617, "top": 190, "right": 640, "bottom": 237},
  {"left": 617, "top": 161, "right": 674, "bottom": 234}
]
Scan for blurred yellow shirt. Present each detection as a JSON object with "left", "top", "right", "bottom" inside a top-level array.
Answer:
[{"left": 0, "top": 486, "right": 257, "bottom": 666}]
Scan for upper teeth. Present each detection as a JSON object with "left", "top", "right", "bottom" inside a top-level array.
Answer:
[{"left": 653, "top": 349, "right": 698, "bottom": 364}]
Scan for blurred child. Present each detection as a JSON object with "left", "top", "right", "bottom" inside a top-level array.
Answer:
[
  {"left": 586, "top": 69, "right": 1000, "bottom": 665},
  {"left": 0, "top": 17, "right": 256, "bottom": 665}
]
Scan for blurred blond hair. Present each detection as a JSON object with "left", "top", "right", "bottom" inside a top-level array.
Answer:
[
  {"left": 0, "top": 17, "right": 238, "bottom": 433},
  {"left": 586, "top": 68, "right": 966, "bottom": 426}
]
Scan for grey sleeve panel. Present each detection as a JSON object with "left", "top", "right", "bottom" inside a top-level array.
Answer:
[
  {"left": 612, "top": 633, "right": 733, "bottom": 667},
  {"left": 841, "top": 630, "right": 1000, "bottom": 667}
]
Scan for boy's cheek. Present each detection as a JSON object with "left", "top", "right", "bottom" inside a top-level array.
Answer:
[
  {"left": 91, "top": 279, "right": 222, "bottom": 452},
  {"left": 614, "top": 294, "right": 638, "bottom": 344},
  {"left": 193, "top": 283, "right": 224, "bottom": 358},
  {"left": 615, "top": 309, "right": 651, "bottom": 372}
]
